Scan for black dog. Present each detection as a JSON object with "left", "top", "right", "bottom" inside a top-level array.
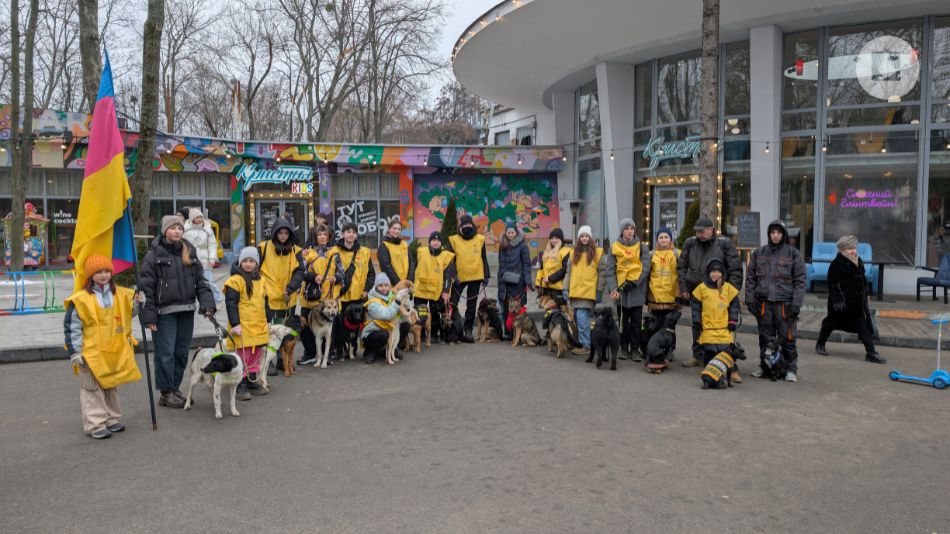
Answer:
[
  {"left": 440, "top": 304, "right": 463, "bottom": 344},
  {"left": 588, "top": 307, "right": 621, "bottom": 370},
  {"left": 332, "top": 303, "right": 365, "bottom": 361},
  {"left": 759, "top": 337, "right": 786, "bottom": 381},
  {"left": 644, "top": 310, "right": 681, "bottom": 371},
  {"left": 700, "top": 343, "right": 747, "bottom": 390}
]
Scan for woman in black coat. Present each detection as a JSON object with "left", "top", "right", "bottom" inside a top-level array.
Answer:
[
  {"left": 497, "top": 222, "right": 533, "bottom": 339},
  {"left": 814, "top": 235, "right": 886, "bottom": 364}
]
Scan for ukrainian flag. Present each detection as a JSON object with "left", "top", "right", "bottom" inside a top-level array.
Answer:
[{"left": 70, "top": 50, "right": 135, "bottom": 292}]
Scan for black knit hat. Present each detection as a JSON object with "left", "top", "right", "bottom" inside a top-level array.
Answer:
[
  {"left": 429, "top": 231, "right": 443, "bottom": 243},
  {"left": 459, "top": 214, "right": 474, "bottom": 228},
  {"left": 549, "top": 228, "right": 565, "bottom": 241}
]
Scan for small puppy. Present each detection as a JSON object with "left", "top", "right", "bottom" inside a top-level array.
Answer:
[
  {"left": 184, "top": 348, "right": 244, "bottom": 419},
  {"left": 507, "top": 297, "right": 541, "bottom": 347},
  {"left": 333, "top": 303, "right": 366, "bottom": 361},
  {"left": 644, "top": 310, "right": 681, "bottom": 373},
  {"left": 588, "top": 307, "right": 621, "bottom": 370},
  {"left": 759, "top": 337, "right": 786, "bottom": 382},
  {"left": 271, "top": 317, "right": 301, "bottom": 378},
  {"left": 440, "top": 304, "right": 462, "bottom": 345},
  {"left": 309, "top": 299, "right": 339, "bottom": 369},
  {"left": 701, "top": 343, "right": 747, "bottom": 390},
  {"left": 476, "top": 298, "right": 503, "bottom": 343}
]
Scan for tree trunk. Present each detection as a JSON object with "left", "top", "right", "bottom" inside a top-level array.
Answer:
[
  {"left": 78, "top": 0, "right": 102, "bottom": 114},
  {"left": 131, "top": 0, "right": 165, "bottom": 237},
  {"left": 699, "top": 0, "right": 720, "bottom": 228}
]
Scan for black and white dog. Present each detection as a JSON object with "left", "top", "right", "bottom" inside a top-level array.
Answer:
[
  {"left": 644, "top": 310, "right": 681, "bottom": 372},
  {"left": 588, "top": 307, "right": 621, "bottom": 370},
  {"left": 184, "top": 348, "right": 245, "bottom": 419}
]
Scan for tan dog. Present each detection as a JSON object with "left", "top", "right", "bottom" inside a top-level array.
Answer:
[
  {"left": 308, "top": 299, "right": 339, "bottom": 369},
  {"left": 386, "top": 286, "right": 415, "bottom": 365},
  {"left": 507, "top": 297, "right": 541, "bottom": 347},
  {"left": 476, "top": 298, "right": 502, "bottom": 343},
  {"left": 401, "top": 305, "right": 429, "bottom": 353},
  {"left": 538, "top": 295, "right": 577, "bottom": 359}
]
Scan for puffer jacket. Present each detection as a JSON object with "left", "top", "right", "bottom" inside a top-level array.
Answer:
[
  {"left": 361, "top": 288, "right": 400, "bottom": 339},
  {"left": 677, "top": 233, "right": 742, "bottom": 293},
  {"left": 497, "top": 227, "right": 532, "bottom": 299},
  {"left": 183, "top": 219, "right": 217, "bottom": 270},
  {"left": 745, "top": 219, "right": 807, "bottom": 307},
  {"left": 139, "top": 237, "right": 215, "bottom": 326}
]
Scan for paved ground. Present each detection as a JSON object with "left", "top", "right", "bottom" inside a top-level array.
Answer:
[{"left": 1, "top": 328, "right": 948, "bottom": 533}]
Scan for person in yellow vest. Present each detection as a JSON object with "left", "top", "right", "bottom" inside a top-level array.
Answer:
[
  {"left": 411, "top": 231, "right": 457, "bottom": 343},
  {"left": 447, "top": 214, "right": 490, "bottom": 343},
  {"left": 63, "top": 255, "right": 142, "bottom": 439},
  {"left": 224, "top": 247, "right": 271, "bottom": 400},
  {"left": 361, "top": 273, "right": 402, "bottom": 364},
  {"left": 297, "top": 224, "right": 345, "bottom": 366},
  {"left": 378, "top": 219, "right": 415, "bottom": 285},
  {"left": 258, "top": 217, "right": 305, "bottom": 376},
  {"left": 333, "top": 221, "right": 375, "bottom": 317},
  {"left": 535, "top": 228, "right": 571, "bottom": 305},
  {"left": 690, "top": 258, "right": 742, "bottom": 383},
  {"left": 604, "top": 218, "right": 652, "bottom": 361},
  {"left": 647, "top": 226, "right": 681, "bottom": 359},
  {"left": 561, "top": 225, "right": 605, "bottom": 355}
]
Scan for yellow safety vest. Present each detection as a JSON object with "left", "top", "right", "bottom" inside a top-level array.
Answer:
[
  {"left": 648, "top": 248, "right": 680, "bottom": 305},
  {"left": 415, "top": 248, "right": 456, "bottom": 301},
  {"left": 567, "top": 248, "right": 604, "bottom": 301},
  {"left": 364, "top": 296, "right": 396, "bottom": 331},
  {"left": 64, "top": 287, "right": 141, "bottom": 390},
  {"left": 258, "top": 241, "right": 302, "bottom": 310},
  {"left": 333, "top": 245, "right": 372, "bottom": 302},
  {"left": 448, "top": 234, "right": 485, "bottom": 283},
  {"left": 223, "top": 275, "right": 270, "bottom": 348},
  {"left": 611, "top": 241, "right": 643, "bottom": 285},
  {"left": 536, "top": 246, "right": 572, "bottom": 290},
  {"left": 301, "top": 248, "right": 341, "bottom": 307},
  {"left": 692, "top": 282, "right": 739, "bottom": 345},
  {"left": 381, "top": 240, "right": 410, "bottom": 281}
]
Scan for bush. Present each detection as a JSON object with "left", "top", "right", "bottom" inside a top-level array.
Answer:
[
  {"left": 441, "top": 197, "right": 458, "bottom": 239},
  {"left": 676, "top": 199, "right": 700, "bottom": 249}
]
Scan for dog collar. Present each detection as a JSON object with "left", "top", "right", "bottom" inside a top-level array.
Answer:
[
  {"left": 343, "top": 317, "right": 361, "bottom": 331},
  {"left": 266, "top": 346, "right": 278, "bottom": 353}
]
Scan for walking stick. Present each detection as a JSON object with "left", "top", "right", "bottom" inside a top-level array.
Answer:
[{"left": 128, "top": 224, "right": 158, "bottom": 431}]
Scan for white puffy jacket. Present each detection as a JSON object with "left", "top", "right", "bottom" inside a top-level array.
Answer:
[{"left": 183, "top": 219, "right": 218, "bottom": 270}]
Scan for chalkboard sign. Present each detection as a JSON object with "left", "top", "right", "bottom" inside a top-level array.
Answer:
[{"left": 736, "top": 212, "right": 760, "bottom": 249}]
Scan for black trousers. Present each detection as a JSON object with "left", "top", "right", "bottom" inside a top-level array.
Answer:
[
  {"left": 265, "top": 306, "right": 293, "bottom": 323},
  {"left": 816, "top": 315, "right": 876, "bottom": 355},
  {"left": 616, "top": 305, "right": 643, "bottom": 351},
  {"left": 754, "top": 301, "right": 800, "bottom": 373},
  {"left": 363, "top": 330, "right": 389, "bottom": 362},
  {"left": 451, "top": 280, "right": 481, "bottom": 332}
]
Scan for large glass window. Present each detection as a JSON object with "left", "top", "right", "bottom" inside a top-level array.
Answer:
[
  {"left": 926, "top": 128, "right": 950, "bottom": 266},
  {"left": 783, "top": 31, "right": 820, "bottom": 111},
  {"left": 724, "top": 42, "right": 750, "bottom": 117},
  {"left": 577, "top": 157, "right": 605, "bottom": 241},
  {"left": 781, "top": 137, "right": 817, "bottom": 258},
  {"left": 331, "top": 174, "right": 399, "bottom": 249},
  {"left": 657, "top": 53, "right": 701, "bottom": 124},
  {"left": 577, "top": 81, "right": 601, "bottom": 157},
  {"left": 635, "top": 62, "right": 653, "bottom": 130},
  {"left": 48, "top": 198, "right": 79, "bottom": 263}
]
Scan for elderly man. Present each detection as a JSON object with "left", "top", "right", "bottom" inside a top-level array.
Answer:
[
  {"left": 676, "top": 216, "right": 742, "bottom": 367},
  {"left": 745, "top": 220, "right": 807, "bottom": 382}
]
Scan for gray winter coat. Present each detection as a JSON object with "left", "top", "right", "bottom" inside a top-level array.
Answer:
[
  {"left": 677, "top": 234, "right": 742, "bottom": 293},
  {"left": 744, "top": 219, "right": 806, "bottom": 307},
  {"left": 602, "top": 237, "right": 652, "bottom": 307}
]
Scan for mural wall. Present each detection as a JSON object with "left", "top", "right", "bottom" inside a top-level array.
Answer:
[{"left": 413, "top": 173, "right": 560, "bottom": 263}]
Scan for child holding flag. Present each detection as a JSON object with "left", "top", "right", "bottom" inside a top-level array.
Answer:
[
  {"left": 64, "top": 255, "right": 142, "bottom": 439},
  {"left": 224, "top": 247, "right": 270, "bottom": 400}
]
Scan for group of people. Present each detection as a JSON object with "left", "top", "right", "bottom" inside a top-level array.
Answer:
[{"left": 63, "top": 208, "right": 886, "bottom": 439}]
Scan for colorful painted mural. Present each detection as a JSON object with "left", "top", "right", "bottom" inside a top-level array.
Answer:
[{"left": 413, "top": 173, "right": 560, "bottom": 262}]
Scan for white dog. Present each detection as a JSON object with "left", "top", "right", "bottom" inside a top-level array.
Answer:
[{"left": 184, "top": 348, "right": 245, "bottom": 419}]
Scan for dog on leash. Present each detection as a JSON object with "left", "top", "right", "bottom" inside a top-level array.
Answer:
[
  {"left": 385, "top": 284, "right": 416, "bottom": 365},
  {"left": 644, "top": 310, "right": 681, "bottom": 373},
  {"left": 506, "top": 297, "right": 541, "bottom": 347},
  {"left": 308, "top": 299, "right": 339, "bottom": 368},
  {"left": 440, "top": 304, "right": 463, "bottom": 345},
  {"left": 700, "top": 343, "right": 747, "bottom": 390},
  {"left": 268, "top": 317, "right": 301, "bottom": 378},
  {"left": 184, "top": 348, "right": 244, "bottom": 419},
  {"left": 401, "top": 303, "right": 431, "bottom": 352},
  {"left": 538, "top": 294, "right": 580, "bottom": 358},
  {"left": 759, "top": 337, "right": 786, "bottom": 382},
  {"left": 588, "top": 307, "right": 621, "bottom": 370},
  {"left": 332, "top": 303, "right": 365, "bottom": 361},
  {"left": 476, "top": 298, "right": 503, "bottom": 343}
]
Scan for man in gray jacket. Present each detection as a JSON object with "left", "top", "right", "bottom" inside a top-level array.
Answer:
[
  {"left": 677, "top": 216, "right": 742, "bottom": 367},
  {"left": 745, "top": 219, "right": 806, "bottom": 382}
]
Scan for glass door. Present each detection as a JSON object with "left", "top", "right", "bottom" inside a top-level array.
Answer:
[{"left": 653, "top": 185, "right": 699, "bottom": 237}]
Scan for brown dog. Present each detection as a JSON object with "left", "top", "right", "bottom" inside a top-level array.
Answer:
[
  {"left": 401, "top": 304, "right": 430, "bottom": 352},
  {"left": 507, "top": 297, "right": 541, "bottom": 347},
  {"left": 476, "top": 298, "right": 502, "bottom": 343},
  {"left": 268, "top": 323, "right": 300, "bottom": 378},
  {"left": 538, "top": 295, "right": 577, "bottom": 359}
]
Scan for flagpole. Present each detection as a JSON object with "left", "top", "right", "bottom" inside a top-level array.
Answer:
[{"left": 127, "top": 205, "right": 158, "bottom": 431}]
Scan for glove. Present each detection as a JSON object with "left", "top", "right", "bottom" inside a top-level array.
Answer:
[
  {"left": 70, "top": 353, "right": 84, "bottom": 366},
  {"left": 727, "top": 322, "right": 737, "bottom": 332},
  {"left": 199, "top": 307, "right": 215, "bottom": 317},
  {"left": 482, "top": 279, "right": 489, "bottom": 289},
  {"left": 832, "top": 301, "right": 846, "bottom": 312},
  {"left": 231, "top": 325, "right": 242, "bottom": 337},
  {"left": 787, "top": 305, "right": 801, "bottom": 319},
  {"left": 746, "top": 301, "right": 759, "bottom": 317}
]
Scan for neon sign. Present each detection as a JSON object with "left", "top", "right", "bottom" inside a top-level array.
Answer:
[
  {"left": 642, "top": 135, "right": 702, "bottom": 170},
  {"left": 839, "top": 188, "right": 897, "bottom": 209},
  {"left": 237, "top": 163, "right": 313, "bottom": 191}
]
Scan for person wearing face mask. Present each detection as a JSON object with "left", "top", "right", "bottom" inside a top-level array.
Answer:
[
  {"left": 377, "top": 219, "right": 415, "bottom": 285},
  {"left": 447, "top": 214, "right": 490, "bottom": 343},
  {"left": 745, "top": 220, "right": 807, "bottom": 382},
  {"left": 814, "top": 235, "right": 886, "bottom": 365}
]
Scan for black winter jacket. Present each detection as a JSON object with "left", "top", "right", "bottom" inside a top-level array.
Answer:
[
  {"left": 745, "top": 220, "right": 806, "bottom": 306},
  {"left": 677, "top": 234, "right": 743, "bottom": 293},
  {"left": 824, "top": 253, "right": 873, "bottom": 334},
  {"left": 497, "top": 229, "right": 532, "bottom": 299},
  {"left": 139, "top": 237, "right": 215, "bottom": 325},
  {"left": 224, "top": 262, "right": 261, "bottom": 327}
]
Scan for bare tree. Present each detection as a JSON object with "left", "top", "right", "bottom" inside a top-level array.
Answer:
[
  {"left": 130, "top": 0, "right": 164, "bottom": 236},
  {"left": 224, "top": 0, "right": 277, "bottom": 139},
  {"left": 35, "top": 0, "right": 81, "bottom": 110},
  {"left": 160, "top": 0, "right": 219, "bottom": 132},
  {"left": 78, "top": 0, "right": 101, "bottom": 112},
  {"left": 699, "top": 0, "right": 720, "bottom": 226}
]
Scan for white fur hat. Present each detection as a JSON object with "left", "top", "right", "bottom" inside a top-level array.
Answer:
[{"left": 577, "top": 225, "right": 593, "bottom": 239}]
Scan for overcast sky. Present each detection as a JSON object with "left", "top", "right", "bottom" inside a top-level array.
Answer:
[{"left": 438, "top": 0, "right": 498, "bottom": 69}]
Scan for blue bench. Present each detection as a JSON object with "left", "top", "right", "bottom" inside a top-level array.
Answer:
[
  {"left": 917, "top": 253, "right": 950, "bottom": 304},
  {"left": 806, "top": 242, "right": 879, "bottom": 293}
]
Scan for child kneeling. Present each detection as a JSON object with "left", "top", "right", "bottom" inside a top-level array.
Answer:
[
  {"left": 361, "top": 273, "right": 407, "bottom": 364},
  {"left": 690, "top": 258, "right": 743, "bottom": 383}
]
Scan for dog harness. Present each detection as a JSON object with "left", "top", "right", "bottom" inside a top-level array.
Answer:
[
  {"left": 701, "top": 352, "right": 736, "bottom": 385},
  {"left": 210, "top": 352, "right": 242, "bottom": 385}
]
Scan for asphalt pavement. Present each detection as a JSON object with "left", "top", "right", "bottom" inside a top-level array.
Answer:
[{"left": 1, "top": 328, "right": 948, "bottom": 533}]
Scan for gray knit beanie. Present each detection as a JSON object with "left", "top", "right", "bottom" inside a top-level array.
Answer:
[
  {"left": 238, "top": 246, "right": 260, "bottom": 265},
  {"left": 161, "top": 215, "right": 184, "bottom": 237},
  {"left": 619, "top": 218, "right": 636, "bottom": 233},
  {"left": 374, "top": 272, "right": 391, "bottom": 289}
]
